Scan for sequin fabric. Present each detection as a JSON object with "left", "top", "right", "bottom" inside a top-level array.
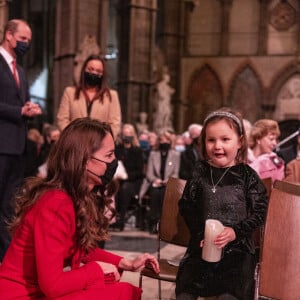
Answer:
[{"left": 176, "top": 160, "right": 268, "bottom": 299}]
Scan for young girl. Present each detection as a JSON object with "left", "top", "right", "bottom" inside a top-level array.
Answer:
[
  {"left": 0, "top": 118, "right": 159, "bottom": 299},
  {"left": 176, "top": 108, "right": 268, "bottom": 300}
]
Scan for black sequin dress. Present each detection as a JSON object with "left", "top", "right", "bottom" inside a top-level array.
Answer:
[{"left": 175, "top": 160, "right": 268, "bottom": 300}]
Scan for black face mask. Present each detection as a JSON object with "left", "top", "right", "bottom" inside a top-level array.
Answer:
[
  {"left": 88, "top": 158, "right": 118, "bottom": 186},
  {"left": 159, "top": 143, "right": 171, "bottom": 152},
  {"left": 84, "top": 72, "right": 102, "bottom": 87},
  {"left": 122, "top": 136, "right": 134, "bottom": 144},
  {"left": 14, "top": 41, "right": 30, "bottom": 57}
]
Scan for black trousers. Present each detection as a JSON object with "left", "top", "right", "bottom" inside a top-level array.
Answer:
[
  {"left": 0, "top": 154, "right": 25, "bottom": 261},
  {"left": 148, "top": 185, "right": 166, "bottom": 224},
  {"left": 115, "top": 179, "right": 141, "bottom": 225}
]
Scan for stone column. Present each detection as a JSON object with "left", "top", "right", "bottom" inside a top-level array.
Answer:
[
  {"left": 117, "top": 0, "right": 157, "bottom": 124},
  {"left": 0, "top": 0, "right": 9, "bottom": 37},
  {"left": 53, "top": 0, "right": 104, "bottom": 118},
  {"left": 155, "top": 0, "right": 184, "bottom": 132},
  {"left": 219, "top": 0, "right": 233, "bottom": 56},
  {"left": 258, "top": 0, "right": 270, "bottom": 55}
]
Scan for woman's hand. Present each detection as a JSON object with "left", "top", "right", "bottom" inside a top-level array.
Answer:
[
  {"left": 95, "top": 261, "right": 121, "bottom": 282},
  {"left": 119, "top": 253, "right": 160, "bottom": 273},
  {"left": 199, "top": 240, "right": 204, "bottom": 248},
  {"left": 153, "top": 179, "right": 163, "bottom": 187},
  {"left": 214, "top": 226, "right": 236, "bottom": 248}
]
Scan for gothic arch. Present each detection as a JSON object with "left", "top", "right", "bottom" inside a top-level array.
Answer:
[
  {"left": 228, "top": 64, "right": 263, "bottom": 123},
  {"left": 270, "top": 62, "right": 300, "bottom": 121},
  {"left": 185, "top": 64, "right": 223, "bottom": 127}
]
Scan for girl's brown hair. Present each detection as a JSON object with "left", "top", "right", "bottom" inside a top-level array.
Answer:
[
  {"left": 200, "top": 107, "right": 248, "bottom": 164},
  {"left": 10, "top": 118, "right": 115, "bottom": 251}
]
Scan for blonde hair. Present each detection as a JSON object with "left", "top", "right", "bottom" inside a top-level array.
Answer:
[
  {"left": 155, "top": 130, "right": 175, "bottom": 149},
  {"left": 248, "top": 119, "right": 280, "bottom": 149},
  {"left": 121, "top": 123, "right": 140, "bottom": 147}
]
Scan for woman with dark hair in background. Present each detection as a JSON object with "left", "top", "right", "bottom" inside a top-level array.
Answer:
[{"left": 56, "top": 54, "right": 121, "bottom": 139}]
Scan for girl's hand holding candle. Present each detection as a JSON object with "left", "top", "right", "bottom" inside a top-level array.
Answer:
[
  {"left": 214, "top": 227, "right": 236, "bottom": 248},
  {"left": 201, "top": 220, "right": 237, "bottom": 262}
]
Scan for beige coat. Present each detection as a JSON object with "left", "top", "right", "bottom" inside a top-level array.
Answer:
[{"left": 56, "top": 86, "right": 121, "bottom": 138}]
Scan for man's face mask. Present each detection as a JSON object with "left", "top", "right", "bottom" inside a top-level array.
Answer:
[
  {"left": 14, "top": 41, "right": 30, "bottom": 57},
  {"left": 88, "top": 157, "right": 118, "bottom": 186}
]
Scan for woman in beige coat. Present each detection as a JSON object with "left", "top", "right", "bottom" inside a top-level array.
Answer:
[{"left": 57, "top": 54, "right": 121, "bottom": 138}]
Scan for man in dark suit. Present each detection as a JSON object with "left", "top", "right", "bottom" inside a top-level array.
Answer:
[
  {"left": 0, "top": 19, "right": 41, "bottom": 261},
  {"left": 179, "top": 123, "right": 202, "bottom": 180}
]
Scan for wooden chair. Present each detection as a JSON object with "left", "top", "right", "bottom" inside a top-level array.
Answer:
[
  {"left": 252, "top": 177, "right": 272, "bottom": 251},
  {"left": 139, "top": 177, "right": 190, "bottom": 300},
  {"left": 262, "top": 177, "right": 272, "bottom": 197},
  {"left": 254, "top": 181, "right": 300, "bottom": 300},
  {"left": 273, "top": 179, "right": 300, "bottom": 196}
]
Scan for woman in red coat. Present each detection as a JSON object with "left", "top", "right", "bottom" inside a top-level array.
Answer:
[{"left": 0, "top": 118, "right": 159, "bottom": 299}]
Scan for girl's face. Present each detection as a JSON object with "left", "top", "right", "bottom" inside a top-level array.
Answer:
[
  {"left": 205, "top": 119, "right": 242, "bottom": 168},
  {"left": 257, "top": 132, "right": 277, "bottom": 154},
  {"left": 85, "top": 59, "right": 104, "bottom": 76},
  {"left": 86, "top": 133, "right": 115, "bottom": 190}
]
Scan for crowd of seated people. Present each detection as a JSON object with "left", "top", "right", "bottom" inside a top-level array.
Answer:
[
  {"left": 109, "top": 116, "right": 300, "bottom": 234},
  {"left": 24, "top": 123, "right": 61, "bottom": 179},
  {"left": 23, "top": 115, "right": 300, "bottom": 235},
  {"left": 111, "top": 123, "right": 202, "bottom": 233}
]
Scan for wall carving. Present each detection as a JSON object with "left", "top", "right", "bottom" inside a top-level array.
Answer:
[
  {"left": 269, "top": 1, "right": 296, "bottom": 31},
  {"left": 274, "top": 75, "right": 300, "bottom": 120},
  {"left": 269, "top": 62, "right": 300, "bottom": 120},
  {"left": 153, "top": 70, "right": 175, "bottom": 132}
]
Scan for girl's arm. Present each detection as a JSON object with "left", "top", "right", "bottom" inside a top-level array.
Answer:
[{"left": 232, "top": 168, "right": 268, "bottom": 239}]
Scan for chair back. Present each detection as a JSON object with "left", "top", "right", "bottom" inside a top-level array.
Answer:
[
  {"left": 261, "top": 177, "right": 272, "bottom": 197},
  {"left": 159, "top": 177, "right": 190, "bottom": 247},
  {"left": 273, "top": 179, "right": 300, "bottom": 196},
  {"left": 259, "top": 187, "right": 300, "bottom": 300},
  {"left": 252, "top": 177, "right": 272, "bottom": 249}
]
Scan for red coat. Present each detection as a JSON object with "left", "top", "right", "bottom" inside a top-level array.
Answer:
[{"left": 0, "top": 190, "right": 141, "bottom": 299}]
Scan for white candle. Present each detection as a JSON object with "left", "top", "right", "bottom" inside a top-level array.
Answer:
[{"left": 202, "top": 219, "right": 224, "bottom": 262}]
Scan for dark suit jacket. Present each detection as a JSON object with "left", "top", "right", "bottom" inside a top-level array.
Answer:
[
  {"left": 0, "top": 54, "right": 29, "bottom": 155},
  {"left": 277, "top": 144, "right": 297, "bottom": 165},
  {"left": 115, "top": 144, "right": 144, "bottom": 182},
  {"left": 179, "top": 144, "right": 200, "bottom": 180}
]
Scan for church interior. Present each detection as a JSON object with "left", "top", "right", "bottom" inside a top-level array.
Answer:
[
  {"left": 3, "top": 0, "right": 300, "bottom": 141},
  {"left": 2, "top": 1, "right": 300, "bottom": 299}
]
